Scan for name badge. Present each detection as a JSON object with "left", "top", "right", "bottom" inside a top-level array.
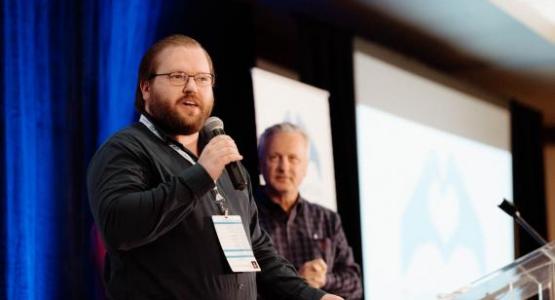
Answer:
[{"left": 212, "top": 215, "right": 261, "bottom": 272}]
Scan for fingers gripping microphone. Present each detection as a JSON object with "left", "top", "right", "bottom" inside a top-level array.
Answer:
[{"left": 202, "top": 117, "right": 247, "bottom": 190}]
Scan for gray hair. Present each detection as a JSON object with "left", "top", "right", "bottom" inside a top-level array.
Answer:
[{"left": 257, "top": 122, "right": 309, "bottom": 160}]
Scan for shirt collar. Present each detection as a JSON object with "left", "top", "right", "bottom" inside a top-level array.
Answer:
[
  {"left": 257, "top": 187, "right": 304, "bottom": 217},
  {"left": 139, "top": 113, "right": 193, "bottom": 154}
]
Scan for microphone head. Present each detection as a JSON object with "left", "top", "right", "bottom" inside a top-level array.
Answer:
[
  {"left": 203, "top": 116, "right": 224, "bottom": 133},
  {"left": 498, "top": 199, "right": 517, "bottom": 217}
]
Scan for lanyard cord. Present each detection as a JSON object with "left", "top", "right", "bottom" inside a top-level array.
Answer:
[{"left": 140, "top": 114, "right": 229, "bottom": 216}]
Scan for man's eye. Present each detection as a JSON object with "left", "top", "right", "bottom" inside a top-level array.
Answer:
[{"left": 171, "top": 74, "right": 186, "bottom": 80}]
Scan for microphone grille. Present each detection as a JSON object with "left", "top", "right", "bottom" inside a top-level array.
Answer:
[
  {"left": 203, "top": 116, "right": 224, "bottom": 133},
  {"left": 498, "top": 199, "right": 517, "bottom": 217}
]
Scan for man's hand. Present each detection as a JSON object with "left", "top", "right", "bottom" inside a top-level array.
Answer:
[
  {"left": 197, "top": 135, "right": 242, "bottom": 180},
  {"left": 299, "top": 258, "right": 328, "bottom": 288},
  {"left": 320, "top": 294, "right": 344, "bottom": 300}
]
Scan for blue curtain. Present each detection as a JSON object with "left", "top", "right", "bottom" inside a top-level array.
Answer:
[
  {"left": 2, "top": 0, "right": 161, "bottom": 298},
  {"left": 97, "top": 0, "right": 161, "bottom": 143}
]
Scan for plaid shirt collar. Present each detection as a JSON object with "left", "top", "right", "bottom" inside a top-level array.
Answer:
[{"left": 257, "top": 188, "right": 306, "bottom": 222}]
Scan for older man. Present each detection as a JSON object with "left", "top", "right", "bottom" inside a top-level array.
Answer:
[
  {"left": 87, "top": 34, "right": 342, "bottom": 300},
  {"left": 256, "top": 123, "right": 362, "bottom": 299}
]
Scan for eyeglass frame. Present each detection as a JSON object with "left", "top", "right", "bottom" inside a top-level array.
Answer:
[{"left": 149, "top": 71, "right": 215, "bottom": 87}]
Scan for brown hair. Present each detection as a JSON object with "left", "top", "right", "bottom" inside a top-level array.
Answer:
[{"left": 134, "top": 34, "right": 214, "bottom": 113}]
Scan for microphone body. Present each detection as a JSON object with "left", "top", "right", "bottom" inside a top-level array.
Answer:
[
  {"left": 203, "top": 117, "right": 248, "bottom": 190},
  {"left": 498, "top": 199, "right": 547, "bottom": 246}
]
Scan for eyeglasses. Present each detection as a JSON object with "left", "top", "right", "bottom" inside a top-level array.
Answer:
[{"left": 149, "top": 72, "right": 215, "bottom": 86}]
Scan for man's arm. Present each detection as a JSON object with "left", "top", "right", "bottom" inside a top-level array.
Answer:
[
  {"left": 322, "top": 216, "right": 363, "bottom": 299},
  {"left": 87, "top": 137, "right": 215, "bottom": 251}
]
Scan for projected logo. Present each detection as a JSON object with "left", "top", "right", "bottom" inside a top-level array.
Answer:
[{"left": 401, "top": 152, "right": 485, "bottom": 276}]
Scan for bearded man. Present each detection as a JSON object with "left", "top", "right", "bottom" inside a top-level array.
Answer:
[{"left": 87, "top": 34, "right": 343, "bottom": 300}]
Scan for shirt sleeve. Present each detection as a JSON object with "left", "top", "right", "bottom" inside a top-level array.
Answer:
[
  {"left": 87, "top": 135, "right": 215, "bottom": 251},
  {"left": 323, "top": 215, "right": 363, "bottom": 300},
  {"left": 245, "top": 177, "right": 326, "bottom": 300}
]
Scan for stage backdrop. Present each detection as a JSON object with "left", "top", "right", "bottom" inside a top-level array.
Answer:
[
  {"left": 354, "top": 39, "right": 514, "bottom": 300},
  {"left": 251, "top": 67, "right": 337, "bottom": 211}
]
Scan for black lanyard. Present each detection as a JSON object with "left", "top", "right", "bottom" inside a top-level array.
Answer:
[{"left": 211, "top": 186, "right": 229, "bottom": 216}]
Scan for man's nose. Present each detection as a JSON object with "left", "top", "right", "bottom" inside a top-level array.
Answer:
[
  {"left": 277, "top": 158, "right": 289, "bottom": 170},
  {"left": 182, "top": 76, "right": 198, "bottom": 92}
]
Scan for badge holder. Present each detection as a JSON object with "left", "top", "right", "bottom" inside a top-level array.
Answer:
[{"left": 211, "top": 186, "right": 260, "bottom": 272}]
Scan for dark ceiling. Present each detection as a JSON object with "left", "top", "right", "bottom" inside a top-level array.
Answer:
[{"left": 255, "top": 0, "right": 555, "bottom": 126}]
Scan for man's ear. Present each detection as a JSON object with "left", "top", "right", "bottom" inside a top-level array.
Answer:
[{"left": 140, "top": 80, "right": 151, "bottom": 103}]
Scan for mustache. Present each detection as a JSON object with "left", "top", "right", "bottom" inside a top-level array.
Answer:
[{"left": 177, "top": 95, "right": 202, "bottom": 106}]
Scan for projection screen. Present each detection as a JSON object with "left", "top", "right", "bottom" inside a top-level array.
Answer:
[{"left": 354, "top": 40, "right": 514, "bottom": 300}]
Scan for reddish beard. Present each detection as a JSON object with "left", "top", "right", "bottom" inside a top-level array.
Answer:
[{"left": 148, "top": 95, "right": 213, "bottom": 135}]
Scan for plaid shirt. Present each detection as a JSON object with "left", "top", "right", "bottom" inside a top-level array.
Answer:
[{"left": 255, "top": 190, "right": 363, "bottom": 300}]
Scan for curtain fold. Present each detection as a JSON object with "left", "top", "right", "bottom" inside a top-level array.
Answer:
[
  {"left": 511, "top": 100, "right": 547, "bottom": 257},
  {"left": 3, "top": 1, "right": 59, "bottom": 298}
]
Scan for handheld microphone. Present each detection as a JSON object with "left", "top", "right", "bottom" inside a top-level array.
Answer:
[
  {"left": 498, "top": 198, "right": 547, "bottom": 246},
  {"left": 202, "top": 117, "right": 247, "bottom": 190}
]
